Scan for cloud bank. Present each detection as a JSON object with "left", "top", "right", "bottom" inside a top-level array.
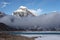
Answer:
[{"left": 0, "top": 12, "right": 60, "bottom": 31}]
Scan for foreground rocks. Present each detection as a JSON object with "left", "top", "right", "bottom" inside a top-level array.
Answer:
[{"left": 0, "top": 32, "right": 37, "bottom": 40}]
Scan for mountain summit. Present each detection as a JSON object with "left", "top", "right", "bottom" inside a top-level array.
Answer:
[{"left": 13, "top": 6, "right": 36, "bottom": 17}]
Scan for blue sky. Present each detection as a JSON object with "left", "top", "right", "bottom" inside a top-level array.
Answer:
[{"left": 0, "top": 0, "right": 60, "bottom": 15}]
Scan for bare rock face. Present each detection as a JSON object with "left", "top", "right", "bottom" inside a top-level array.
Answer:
[{"left": 13, "top": 6, "right": 36, "bottom": 17}]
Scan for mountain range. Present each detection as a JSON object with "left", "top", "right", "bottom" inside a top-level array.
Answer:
[{"left": 0, "top": 6, "right": 60, "bottom": 31}]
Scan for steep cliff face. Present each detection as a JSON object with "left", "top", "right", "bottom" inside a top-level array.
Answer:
[{"left": 13, "top": 6, "right": 36, "bottom": 17}]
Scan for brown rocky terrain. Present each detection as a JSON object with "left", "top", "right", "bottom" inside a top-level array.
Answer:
[{"left": 0, "top": 32, "right": 37, "bottom": 40}]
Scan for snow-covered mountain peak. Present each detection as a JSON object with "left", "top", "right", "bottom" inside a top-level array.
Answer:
[
  {"left": 19, "top": 6, "right": 27, "bottom": 9},
  {"left": 15, "top": 6, "right": 27, "bottom": 12},
  {"left": 13, "top": 6, "right": 36, "bottom": 17}
]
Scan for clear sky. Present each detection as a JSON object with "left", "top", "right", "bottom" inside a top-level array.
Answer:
[{"left": 0, "top": 0, "right": 60, "bottom": 15}]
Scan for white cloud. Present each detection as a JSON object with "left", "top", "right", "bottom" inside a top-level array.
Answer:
[
  {"left": 1, "top": 2, "right": 9, "bottom": 8},
  {"left": 52, "top": 11, "right": 57, "bottom": 12},
  {"left": 28, "top": 8, "right": 42, "bottom": 16}
]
